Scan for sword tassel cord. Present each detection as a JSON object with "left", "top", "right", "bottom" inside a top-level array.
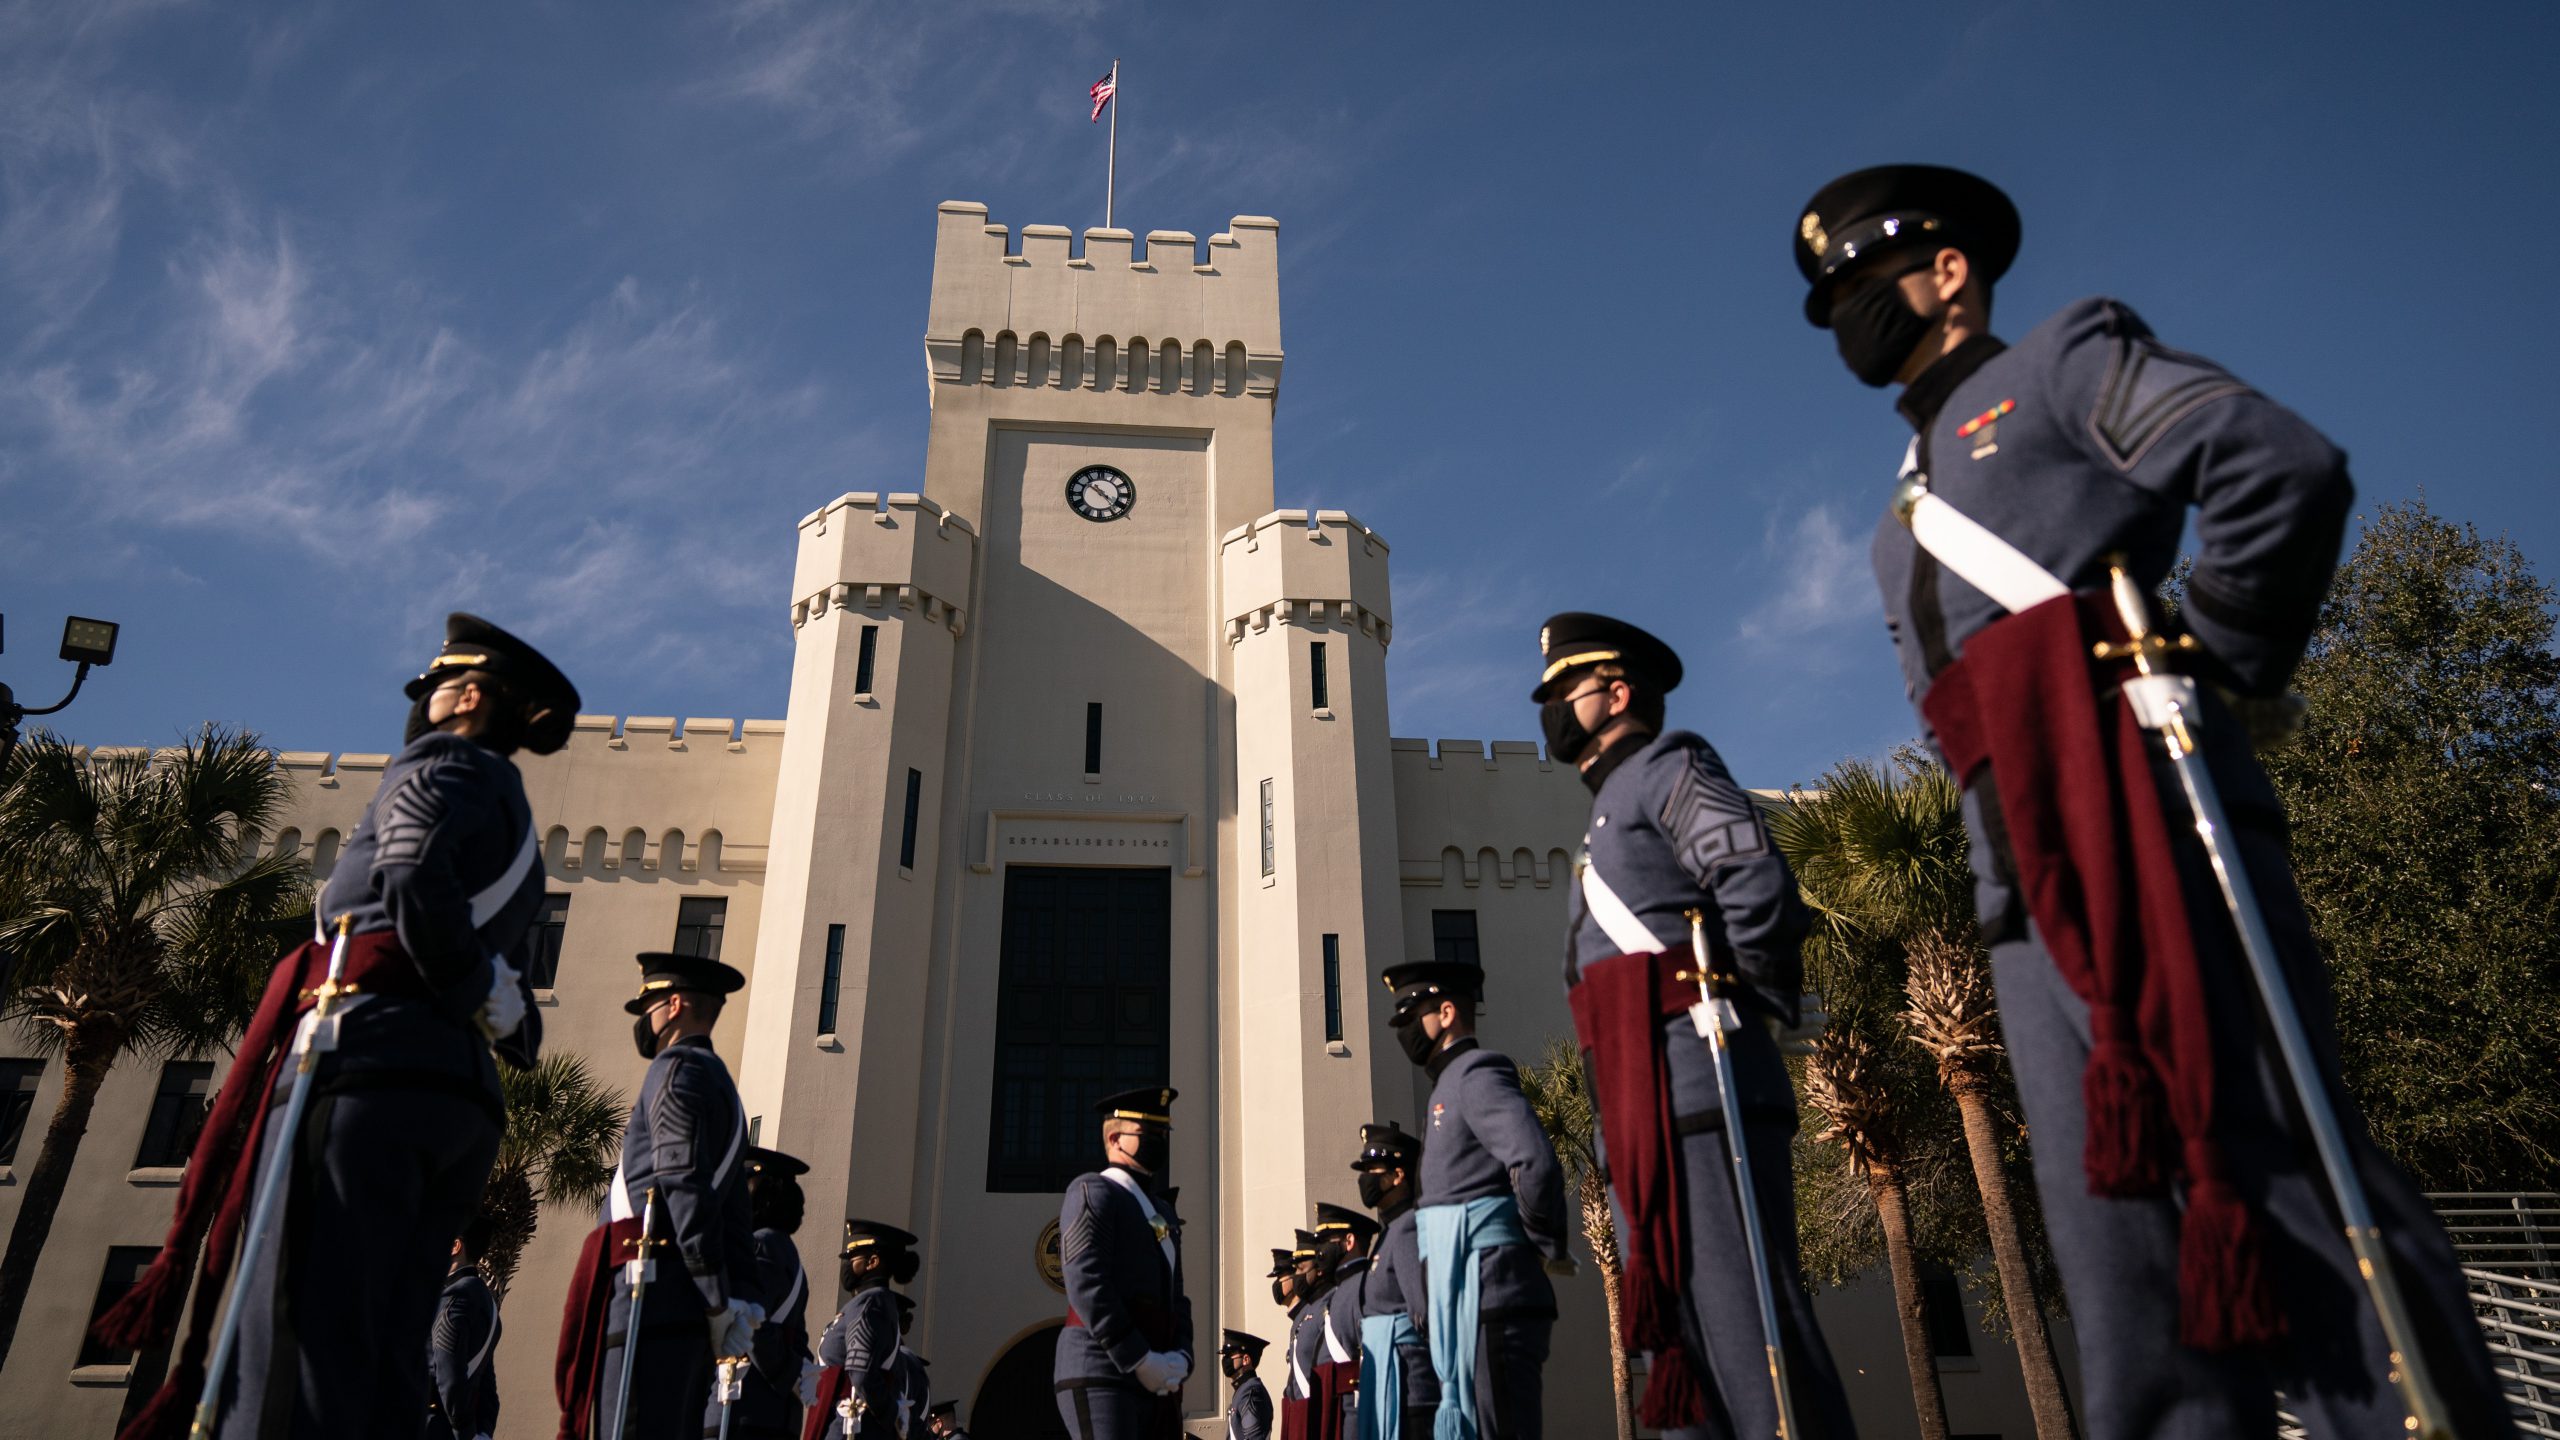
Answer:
[
  {"left": 191, "top": 915, "right": 354, "bottom": 1439},
  {"left": 2101, "top": 563, "right": 2452, "bottom": 1440},
  {"left": 1687, "top": 909, "right": 1798, "bottom": 1440}
]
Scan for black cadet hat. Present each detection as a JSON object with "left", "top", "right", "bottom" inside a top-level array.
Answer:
[
  {"left": 1266, "top": 1246, "right": 1296, "bottom": 1278},
  {"left": 928, "top": 1402, "right": 959, "bottom": 1420},
  {"left": 1531, "top": 612, "right": 1684, "bottom": 703},
  {"left": 1219, "top": 1329, "right": 1270, "bottom": 1360},
  {"left": 1094, "top": 1085, "right": 1177, "bottom": 1129},
  {"left": 404, "top": 612, "right": 583, "bottom": 755},
  {"left": 842, "top": 1218, "right": 921, "bottom": 1255},
  {"left": 892, "top": 1292, "right": 917, "bottom": 1323},
  {"left": 623, "top": 952, "right": 747, "bottom": 1015},
  {"left": 1380, "top": 958, "right": 1484, "bottom": 1020},
  {"left": 1793, "top": 164, "right": 2021, "bottom": 327},
  {"left": 1350, "top": 1121, "right": 1422, "bottom": 1172},
  {"left": 1314, "top": 1202, "right": 1382, "bottom": 1244},
  {"left": 745, "top": 1147, "right": 810, "bottom": 1181},
  {"left": 1290, "top": 1229, "right": 1322, "bottom": 1261}
]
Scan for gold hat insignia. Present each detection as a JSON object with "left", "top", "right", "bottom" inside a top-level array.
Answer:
[{"left": 1800, "top": 212, "right": 1829, "bottom": 256}]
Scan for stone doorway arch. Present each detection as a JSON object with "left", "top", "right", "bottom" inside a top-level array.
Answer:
[{"left": 971, "top": 1321, "right": 1069, "bottom": 1438}]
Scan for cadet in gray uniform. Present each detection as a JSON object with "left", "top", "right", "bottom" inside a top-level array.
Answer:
[
  {"left": 1346, "top": 1122, "right": 1435, "bottom": 1439},
  {"left": 1218, "top": 1331, "right": 1272, "bottom": 1440},
  {"left": 97, "top": 615, "right": 570, "bottom": 1439},
  {"left": 703, "top": 1147, "right": 816, "bottom": 1439},
  {"left": 1793, "top": 163, "right": 2512, "bottom": 1440},
  {"left": 595, "top": 952, "right": 763, "bottom": 1440},
  {"left": 812, "top": 1220, "right": 920, "bottom": 1439},
  {"left": 1381, "top": 958, "right": 1571, "bottom": 1440},
  {"left": 425, "top": 1218, "right": 502, "bottom": 1440},
  {"left": 1311, "top": 1204, "right": 1378, "bottom": 1440},
  {"left": 923, "top": 1400, "right": 967, "bottom": 1438},
  {"left": 1281, "top": 1227, "right": 1328, "bottom": 1439},
  {"left": 1534, "top": 613, "right": 1856, "bottom": 1439},
  {"left": 891, "top": 1294, "right": 930, "bottom": 1437},
  {"left": 1054, "top": 1085, "right": 1193, "bottom": 1440}
]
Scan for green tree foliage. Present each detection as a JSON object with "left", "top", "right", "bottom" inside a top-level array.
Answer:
[
  {"left": 1520, "top": 1036, "right": 1633, "bottom": 1440},
  {"left": 0, "top": 727, "right": 312, "bottom": 1369},
  {"left": 2255, "top": 498, "right": 2560, "bottom": 1188},
  {"left": 482, "top": 1053, "right": 627, "bottom": 1299}
]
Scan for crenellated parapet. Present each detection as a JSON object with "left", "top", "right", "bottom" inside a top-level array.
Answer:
[
  {"left": 1220, "top": 509, "right": 1392, "bottom": 646},
  {"left": 791, "top": 491, "right": 979, "bottom": 637},
  {"left": 923, "top": 202, "right": 1283, "bottom": 401}
]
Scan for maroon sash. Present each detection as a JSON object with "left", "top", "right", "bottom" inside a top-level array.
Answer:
[
  {"left": 97, "top": 933, "right": 434, "bottom": 1440},
  {"left": 1280, "top": 1394, "right": 1315, "bottom": 1440},
  {"left": 1567, "top": 950, "right": 1709, "bottom": 1428},
  {"left": 1922, "top": 592, "right": 2279, "bottom": 1350},
  {"left": 552, "top": 1214, "right": 648, "bottom": 1439},
  {"left": 798, "top": 1364, "right": 849, "bottom": 1440},
  {"left": 1310, "top": 1355, "right": 1359, "bottom": 1440}
]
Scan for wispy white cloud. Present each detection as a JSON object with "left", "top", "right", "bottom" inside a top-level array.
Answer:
[{"left": 1735, "top": 502, "right": 1875, "bottom": 647}]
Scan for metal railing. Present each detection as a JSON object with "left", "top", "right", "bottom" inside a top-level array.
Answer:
[{"left": 2274, "top": 1194, "right": 2559, "bottom": 1439}]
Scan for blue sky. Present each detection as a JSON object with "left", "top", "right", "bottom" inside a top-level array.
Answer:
[{"left": 6, "top": 0, "right": 2555, "bottom": 789}]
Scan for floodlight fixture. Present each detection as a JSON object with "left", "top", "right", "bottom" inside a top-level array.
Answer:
[{"left": 60, "top": 617, "right": 119, "bottom": 667}]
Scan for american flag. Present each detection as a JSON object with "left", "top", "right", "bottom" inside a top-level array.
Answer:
[{"left": 1089, "top": 68, "right": 1116, "bottom": 123}]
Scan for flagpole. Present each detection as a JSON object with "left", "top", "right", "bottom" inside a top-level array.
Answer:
[{"left": 1104, "top": 58, "right": 1119, "bottom": 230}]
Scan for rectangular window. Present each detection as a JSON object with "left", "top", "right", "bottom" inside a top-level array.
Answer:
[
  {"left": 854, "top": 625, "right": 879, "bottom": 694},
  {"left": 818, "top": 924, "right": 846, "bottom": 1035},
  {"left": 76, "top": 1247, "right": 160, "bottom": 1368},
  {"left": 1431, "top": 909, "right": 1481, "bottom": 967},
  {"left": 523, "top": 894, "right": 571, "bottom": 988},
  {"left": 747, "top": 1115, "right": 762, "bottom": 1148},
  {"left": 1310, "top": 640, "right": 1330, "bottom": 711},
  {"left": 133, "top": 1061, "right": 214, "bottom": 1170},
  {"left": 672, "top": 897, "right": 727, "bottom": 960},
  {"left": 1084, "top": 702, "right": 1103, "bottom": 775},
  {"left": 1322, "top": 934, "right": 1343, "bottom": 1042},
  {"left": 0, "top": 1059, "right": 44, "bottom": 1166},
  {"left": 986, "top": 866, "right": 1172, "bottom": 1192},
  {"left": 899, "top": 768, "right": 924, "bottom": 869},
  {"left": 1922, "top": 1266, "right": 1975, "bottom": 1358},
  {"left": 1259, "top": 778, "right": 1276, "bottom": 877}
]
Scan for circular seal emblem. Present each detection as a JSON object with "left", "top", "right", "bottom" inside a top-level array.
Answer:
[{"left": 1035, "top": 1217, "right": 1066, "bottom": 1293}]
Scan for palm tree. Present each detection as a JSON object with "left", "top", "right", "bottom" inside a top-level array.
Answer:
[
  {"left": 1802, "top": 1027, "right": 1949, "bottom": 1440},
  {"left": 482, "top": 1053, "right": 627, "bottom": 1299},
  {"left": 1776, "top": 755, "right": 2075, "bottom": 1439},
  {"left": 1519, "top": 1037, "right": 1634, "bottom": 1440},
  {"left": 0, "top": 727, "right": 311, "bottom": 1370}
]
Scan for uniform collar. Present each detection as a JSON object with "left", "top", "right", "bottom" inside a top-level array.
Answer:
[
  {"left": 1896, "top": 334, "right": 2008, "bottom": 433},
  {"left": 1424, "top": 1034, "right": 1479, "bottom": 1083},
  {"left": 1578, "top": 729, "right": 1653, "bottom": 795}
]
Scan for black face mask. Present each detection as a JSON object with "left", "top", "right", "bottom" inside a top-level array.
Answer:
[
  {"left": 1395, "top": 1016, "right": 1440, "bottom": 1067},
  {"left": 633, "top": 1012, "right": 670, "bottom": 1060},
  {"left": 1223, "top": 1355, "right": 1247, "bottom": 1382},
  {"left": 1128, "top": 1128, "right": 1169, "bottom": 1178},
  {"left": 1540, "top": 695, "right": 1597, "bottom": 765},
  {"left": 1357, "top": 1170, "right": 1395, "bottom": 1210},
  {"left": 403, "top": 693, "right": 437, "bottom": 746},
  {"left": 1831, "top": 263, "right": 1940, "bottom": 387},
  {"left": 1271, "top": 1278, "right": 1288, "bottom": 1306}
]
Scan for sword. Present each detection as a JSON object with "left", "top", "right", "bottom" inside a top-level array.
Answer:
[
  {"left": 1683, "top": 910, "right": 1799, "bottom": 1440},
  {"left": 605, "top": 1185, "right": 659, "bottom": 1440},
  {"left": 2100, "top": 563, "right": 2453, "bottom": 1440},
  {"left": 714, "top": 1353, "right": 747, "bottom": 1440},
  {"left": 840, "top": 1387, "right": 865, "bottom": 1436},
  {"left": 191, "top": 915, "right": 355, "bottom": 1438}
]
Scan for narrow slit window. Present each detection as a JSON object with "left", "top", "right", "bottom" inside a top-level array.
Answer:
[
  {"left": 524, "top": 894, "right": 570, "bottom": 988},
  {"left": 1259, "top": 779, "right": 1276, "bottom": 877},
  {"left": 1322, "top": 934, "right": 1343, "bottom": 1042},
  {"left": 1310, "top": 640, "right": 1330, "bottom": 711},
  {"left": 900, "top": 769, "right": 924, "bottom": 869},
  {"left": 854, "top": 625, "right": 879, "bottom": 694},
  {"left": 76, "top": 1247, "right": 160, "bottom": 1368},
  {"left": 1085, "top": 703, "right": 1103, "bottom": 775},
  {"left": 819, "top": 924, "right": 845, "bottom": 1034},
  {"left": 133, "top": 1062, "right": 214, "bottom": 1170}
]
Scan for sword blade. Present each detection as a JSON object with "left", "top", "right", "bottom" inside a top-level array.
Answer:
[
  {"left": 1689, "top": 916, "right": 1799, "bottom": 1440},
  {"left": 606, "top": 1187, "right": 656, "bottom": 1440},
  {"left": 2156, "top": 699, "right": 2453, "bottom": 1440},
  {"left": 192, "top": 919, "right": 352, "bottom": 1437}
]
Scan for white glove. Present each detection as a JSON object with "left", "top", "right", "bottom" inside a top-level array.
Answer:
[
  {"left": 709, "top": 1299, "right": 767, "bottom": 1357},
  {"left": 797, "top": 1359, "right": 824, "bottom": 1407},
  {"left": 1167, "top": 1350, "right": 1192, "bottom": 1388},
  {"left": 1133, "top": 1350, "right": 1185, "bottom": 1395},
  {"left": 477, "top": 956, "right": 527, "bottom": 1040}
]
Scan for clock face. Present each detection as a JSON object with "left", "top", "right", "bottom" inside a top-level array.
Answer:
[{"left": 1066, "top": 465, "right": 1135, "bottom": 522}]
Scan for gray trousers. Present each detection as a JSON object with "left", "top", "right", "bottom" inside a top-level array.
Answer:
[
  {"left": 1469, "top": 1313, "right": 1551, "bottom": 1440},
  {"left": 1990, "top": 807, "right": 2513, "bottom": 1439},
  {"left": 218, "top": 1086, "right": 499, "bottom": 1440},
  {"left": 597, "top": 1292, "right": 717, "bottom": 1440},
  {"left": 1659, "top": 1115, "right": 1858, "bottom": 1440},
  {"left": 1055, "top": 1379, "right": 1178, "bottom": 1439}
]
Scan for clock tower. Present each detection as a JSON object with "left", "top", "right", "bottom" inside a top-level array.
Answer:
[{"left": 738, "top": 202, "right": 1405, "bottom": 1429}]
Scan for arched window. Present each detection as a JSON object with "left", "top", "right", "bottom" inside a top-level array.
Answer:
[
  {"left": 960, "top": 328, "right": 985, "bottom": 385},
  {"left": 992, "top": 331, "right": 1018, "bottom": 389},
  {"left": 1123, "top": 336, "right": 1148, "bottom": 392},
  {"left": 1026, "top": 334, "right": 1051, "bottom": 388},
  {"left": 1155, "top": 339, "right": 1180, "bottom": 394},
  {"left": 1223, "top": 341, "right": 1248, "bottom": 397},
  {"left": 1059, "top": 335, "right": 1085, "bottom": 391},
  {"left": 1189, "top": 340, "right": 1213, "bottom": 396}
]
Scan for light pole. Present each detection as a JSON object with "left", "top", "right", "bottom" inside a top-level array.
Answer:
[{"left": 0, "top": 614, "right": 121, "bottom": 773}]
